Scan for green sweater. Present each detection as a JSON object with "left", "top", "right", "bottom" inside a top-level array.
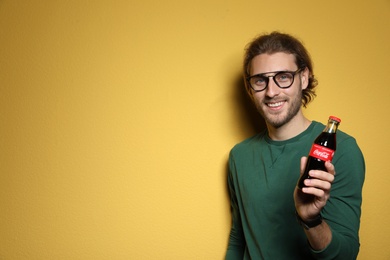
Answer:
[{"left": 226, "top": 121, "right": 365, "bottom": 260}]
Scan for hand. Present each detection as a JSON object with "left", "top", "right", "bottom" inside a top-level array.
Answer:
[{"left": 294, "top": 156, "right": 336, "bottom": 221}]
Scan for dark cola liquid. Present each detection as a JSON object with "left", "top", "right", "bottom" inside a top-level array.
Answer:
[{"left": 297, "top": 132, "right": 336, "bottom": 189}]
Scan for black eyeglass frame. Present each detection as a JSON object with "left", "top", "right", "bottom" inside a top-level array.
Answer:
[{"left": 246, "top": 67, "right": 304, "bottom": 92}]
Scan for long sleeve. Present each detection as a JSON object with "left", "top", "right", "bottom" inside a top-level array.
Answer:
[
  {"left": 224, "top": 123, "right": 365, "bottom": 259},
  {"left": 226, "top": 152, "right": 245, "bottom": 260},
  {"left": 310, "top": 135, "right": 365, "bottom": 259}
]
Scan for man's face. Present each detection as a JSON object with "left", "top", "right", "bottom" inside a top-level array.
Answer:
[{"left": 249, "top": 52, "right": 308, "bottom": 129}]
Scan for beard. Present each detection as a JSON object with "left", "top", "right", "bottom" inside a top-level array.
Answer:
[{"left": 255, "top": 90, "right": 303, "bottom": 129}]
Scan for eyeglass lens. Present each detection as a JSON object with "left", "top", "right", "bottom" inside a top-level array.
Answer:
[{"left": 249, "top": 70, "right": 298, "bottom": 91}]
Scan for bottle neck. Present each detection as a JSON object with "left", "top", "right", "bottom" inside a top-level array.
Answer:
[{"left": 324, "top": 121, "right": 339, "bottom": 134}]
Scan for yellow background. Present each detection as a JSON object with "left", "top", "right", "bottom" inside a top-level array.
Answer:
[{"left": 1, "top": 1, "right": 389, "bottom": 259}]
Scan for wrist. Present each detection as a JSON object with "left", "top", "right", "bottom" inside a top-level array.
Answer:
[{"left": 295, "top": 211, "right": 323, "bottom": 230}]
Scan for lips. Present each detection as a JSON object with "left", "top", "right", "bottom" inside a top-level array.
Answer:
[{"left": 266, "top": 101, "right": 285, "bottom": 109}]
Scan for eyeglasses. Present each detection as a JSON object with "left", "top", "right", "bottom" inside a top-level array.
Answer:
[{"left": 246, "top": 68, "right": 304, "bottom": 92}]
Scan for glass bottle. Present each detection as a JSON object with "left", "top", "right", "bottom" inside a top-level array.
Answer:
[{"left": 297, "top": 116, "right": 341, "bottom": 189}]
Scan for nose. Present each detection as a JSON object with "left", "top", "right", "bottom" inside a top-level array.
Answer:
[{"left": 265, "top": 77, "right": 280, "bottom": 97}]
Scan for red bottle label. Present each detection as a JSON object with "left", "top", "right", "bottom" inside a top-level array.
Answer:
[{"left": 309, "top": 144, "right": 335, "bottom": 161}]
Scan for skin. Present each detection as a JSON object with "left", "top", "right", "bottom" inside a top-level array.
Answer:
[
  {"left": 249, "top": 52, "right": 335, "bottom": 250},
  {"left": 249, "top": 53, "right": 311, "bottom": 141}
]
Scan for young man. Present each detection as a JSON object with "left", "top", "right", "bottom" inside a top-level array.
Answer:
[{"left": 226, "top": 32, "right": 365, "bottom": 259}]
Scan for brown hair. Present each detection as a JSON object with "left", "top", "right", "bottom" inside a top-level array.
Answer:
[{"left": 243, "top": 32, "right": 318, "bottom": 107}]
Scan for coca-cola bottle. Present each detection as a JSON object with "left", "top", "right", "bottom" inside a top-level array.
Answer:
[{"left": 297, "top": 116, "right": 341, "bottom": 189}]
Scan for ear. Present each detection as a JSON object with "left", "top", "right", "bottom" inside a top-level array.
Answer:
[{"left": 300, "top": 67, "right": 310, "bottom": 90}]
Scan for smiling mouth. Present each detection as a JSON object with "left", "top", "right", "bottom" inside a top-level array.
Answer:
[{"left": 267, "top": 101, "right": 285, "bottom": 108}]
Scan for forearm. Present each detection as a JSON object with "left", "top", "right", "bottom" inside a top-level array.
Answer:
[{"left": 304, "top": 220, "right": 332, "bottom": 251}]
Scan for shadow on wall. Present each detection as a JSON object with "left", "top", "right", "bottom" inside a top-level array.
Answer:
[
  {"left": 224, "top": 74, "right": 267, "bottom": 240},
  {"left": 232, "top": 73, "right": 266, "bottom": 137}
]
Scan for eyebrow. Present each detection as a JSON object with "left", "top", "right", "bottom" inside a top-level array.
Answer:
[{"left": 251, "top": 69, "right": 297, "bottom": 77}]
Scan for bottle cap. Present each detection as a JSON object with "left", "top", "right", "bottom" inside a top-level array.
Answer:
[{"left": 329, "top": 116, "right": 341, "bottom": 123}]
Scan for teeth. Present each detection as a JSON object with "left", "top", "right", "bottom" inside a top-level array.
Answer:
[{"left": 268, "top": 102, "right": 283, "bottom": 107}]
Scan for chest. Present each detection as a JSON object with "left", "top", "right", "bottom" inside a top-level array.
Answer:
[{"left": 235, "top": 144, "right": 305, "bottom": 210}]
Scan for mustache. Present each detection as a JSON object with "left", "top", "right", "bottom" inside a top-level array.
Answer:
[{"left": 264, "top": 97, "right": 287, "bottom": 103}]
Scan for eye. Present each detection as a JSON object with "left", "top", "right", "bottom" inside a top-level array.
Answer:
[
  {"left": 252, "top": 76, "right": 267, "bottom": 86},
  {"left": 275, "top": 72, "right": 293, "bottom": 82}
]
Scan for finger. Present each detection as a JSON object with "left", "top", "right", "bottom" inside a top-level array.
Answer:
[
  {"left": 324, "top": 161, "right": 336, "bottom": 176},
  {"left": 309, "top": 169, "right": 335, "bottom": 184},
  {"left": 304, "top": 177, "right": 332, "bottom": 190},
  {"left": 301, "top": 186, "right": 328, "bottom": 205}
]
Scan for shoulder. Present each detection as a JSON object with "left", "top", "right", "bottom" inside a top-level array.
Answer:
[
  {"left": 311, "top": 121, "right": 325, "bottom": 134},
  {"left": 333, "top": 129, "right": 365, "bottom": 178},
  {"left": 312, "top": 121, "right": 360, "bottom": 149},
  {"left": 230, "top": 131, "right": 266, "bottom": 154},
  {"left": 337, "top": 130, "right": 358, "bottom": 146},
  {"left": 336, "top": 130, "right": 364, "bottom": 155}
]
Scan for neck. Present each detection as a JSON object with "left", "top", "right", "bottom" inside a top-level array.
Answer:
[{"left": 267, "top": 112, "right": 311, "bottom": 141}]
